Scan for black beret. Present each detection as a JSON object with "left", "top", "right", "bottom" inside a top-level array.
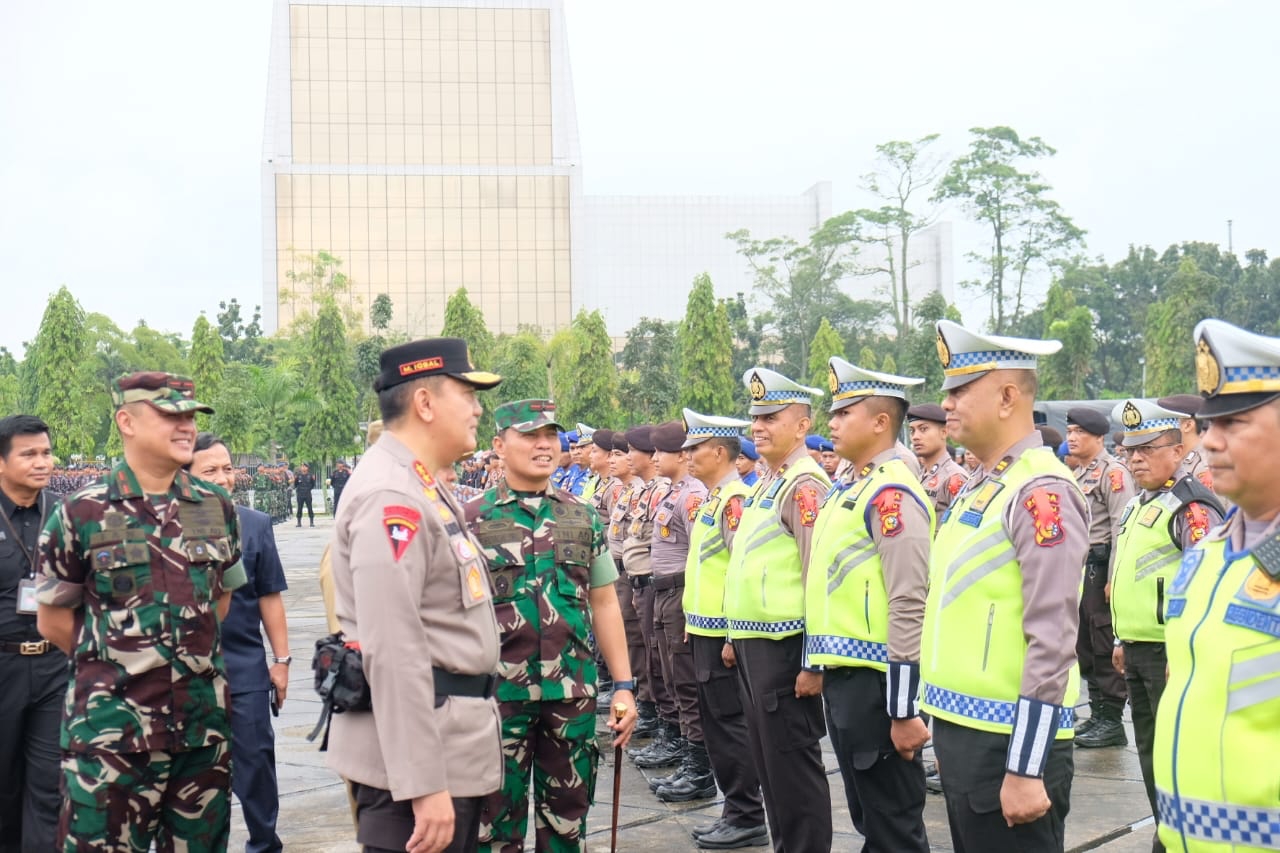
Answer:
[
  {"left": 624, "top": 425, "right": 655, "bottom": 454},
  {"left": 1157, "top": 394, "right": 1204, "bottom": 417},
  {"left": 651, "top": 421, "right": 686, "bottom": 453},
  {"left": 907, "top": 403, "right": 946, "bottom": 424},
  {"left": 611, "top": 433, "right": 630, "bottom": 453},
  {"left": 1066, "top": 407, "right": 1109, "bottom": 436},
  {"left": 593, "top": 429, "right": 614, "bottom": 452},
  {"left": 374, "top": 338, "right": 501, "bottom": 392}
]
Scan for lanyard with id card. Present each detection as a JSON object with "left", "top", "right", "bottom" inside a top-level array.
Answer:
[{"left": 2, "top": 492, "right": 47, "bottom": 615}]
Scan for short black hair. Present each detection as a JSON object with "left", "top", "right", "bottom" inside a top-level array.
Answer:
[
  {"left": 0, "top": 415, "right": 50, "bottom": 460},
  {"left": 704, "top": 436, "right": 741, "bottom": 459},
  {"left": 183, "top": 432, "right": 227, "bottom": 471}
]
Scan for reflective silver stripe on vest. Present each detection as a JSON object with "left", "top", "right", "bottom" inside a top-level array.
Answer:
[
  {"left": 940, "top": 533, "right": 1016, "bottom": 608},
  {"left": 1227, "top": 649, "right": 1280, "bottom": 714},
  {"left": 699, "top": 529, "right": 727, "bottom": 562},
  {"left": 1157, "top": 789, "right": 1280, "bottom": 848},
  {"left": 826, "top": 543, "right": 878, "bottom": 596},
  {"left": 743, "top": 520, "right": 786, "bottom": 554},
  {"left": 1134, "top": 543, "right": 1181, "bottom": 582}
]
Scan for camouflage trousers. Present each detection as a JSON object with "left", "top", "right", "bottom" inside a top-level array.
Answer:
[
  {"left": 479, "top": 697, "right": 599, "bottom": 853},
  {"left": 59, "top": 741, "right": 231, "bottom": 852}
]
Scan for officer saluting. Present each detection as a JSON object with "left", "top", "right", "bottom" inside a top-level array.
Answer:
[
  {"left": 1108, "top": 398, "right": 1223, "bottom": 853},
  {"left": 807, "top": 359, "right": 933, "bottom": 851},
  {"left": 1154, "top": 320, "right": 1280, "bottom": 853},
  {"left": 1066, "top": 407, "right": 1136, "bottom": 749},
  {"left": 725, "top": 367, "right": 833, "bottom": 852},
  {"left": 327, "top": 338, "right": 504, "bottom": 853},
  {"left": 908, "top": 402, "right": 968, "bottom": 521},
  {"left": 921, "top": 322, "right": 1089, "bottom": 850}
]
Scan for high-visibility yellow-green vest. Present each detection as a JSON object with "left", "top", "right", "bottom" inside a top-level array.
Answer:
[
  {"left": 805, "top": 459, "right": 934, "bottom": 670},
  {"left": 1110, "top": 491, "right": 1184, "bottom": 643},
  {"left": 1154, "top": 528, "right": 1280, "bottom": 852},
  {"left": 683, "top": 478, "right": 752, "bottom": 638},
  {"left": 725, "top": 456, "right": 830, "bottom": 640},
  {"left": 920, "top": 448, "right": 1081, "bottom": 738},
  {"left": 581, "top": 473, "right": 599, "bottom": 502}
]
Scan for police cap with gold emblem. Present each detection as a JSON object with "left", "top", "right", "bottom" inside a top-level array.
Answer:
[
  {"left": 574, "top": 423, "right": 595, "bottom": 448},
  {"left": 375, "top": 337, "right": 501, "bottom": 392},
  {"left": 935, "top": 320, "right": 1062, "bottom": 391},
  {"left": 743, "top": 367, "right": 823, "bottom": 416},
  {"left": 681, "top": 408, "right": 750, "bottom": 449},
  {"left": 1111, "top": 398, "right": 1187, "bottom": 447},
  {"left": 827, "top": 356, "right": 923, "bottom": 412},
  {"left": 1193, "top": 318, "right": 1280, "bottom": 417}
]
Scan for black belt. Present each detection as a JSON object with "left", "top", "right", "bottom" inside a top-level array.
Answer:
[
  {"left": 0, "top": 639, "right": 54, "bottom": 655},
  {"left": 629, "top": 574, "right": 654, "bottom": 589},
  {"left": 433, "top": 667, "right": 496, "bottom": 700},
  {"left": 653, "top": 573, "right": 686, "bottom": 591}
]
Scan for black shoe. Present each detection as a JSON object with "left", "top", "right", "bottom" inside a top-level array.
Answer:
[
  {"left": 1075, "top": 717, "right": 1128, "bottom": 748},
  {"left": 310, "top": 521, "right": 315, "bottom": 527},
  {"left": 634, "top": 735, "right": 687, "bottom": 768},
  {"left": 629, "top": 720, "right": 677, "bottom": 759},
  {"left": 691, "top": 818, "right": 724, "bottom": 840},
  {"left": 656, "top": 772, "right": 716, "bottom": 802},
  {"left": 632, "top": 701, "right": 661, "bottom": 738},
  {"left": 697, "top": 823, "right": 770, "bottom": 849},
  {"left": 296, "top": 522, "right": 302, "bottom": 527}
]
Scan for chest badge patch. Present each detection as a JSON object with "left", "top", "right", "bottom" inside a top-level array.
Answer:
[
  {"left": 383, "top": 505, "right": 422, "bottom": 561},
  {"left": 466, "top": 564, "right": 487, "bottom": 602}
]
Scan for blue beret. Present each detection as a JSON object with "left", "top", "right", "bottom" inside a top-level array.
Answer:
[
  {"left": 739, "top": 438, "right": 759, "bottom": 461},
  {"left": 565, "top": 430, "right": 580, "bottom": 444},
  {"left": 820, "top": 440, "right": 834, "bottom": 453},
  {"left": 805, "top": 435, "right": 824, "bottom": 451},
  {"left": 558, "top": 432, "right": 570, "bottom": 451}
]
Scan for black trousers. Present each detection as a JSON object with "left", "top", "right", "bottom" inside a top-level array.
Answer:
[
  {"left": 333, "top": 486, "right": 345, "bottom": 514},
  {"left": 1077, "top": 561, "right": 1126, "bottom": 712},
  {"left": 690, "top": 635, "right": 764, "bottom": 829},
  {"left": 933, "top": 718, "right": 1073, "bottom": 853},
  {"left": 230, "top": 690, "right": 282, "bottom": 853},
  {"left": 351, "top": 783, "right": 481, "bottom": 853},
  {"left": 613, "top": 573, "right": 649, "bottom": 702},
  {"left": 733, "top": 636, "right": 831, "bottom": 852},
  {"left": 296, "top": 491, "right": 314, "bottom": 524},
  {"left": 0, "top": 649, "right": 66, "bottom": 853},
  {"left": 823, "top": 667, "right": 929, "bottom": 853},
  {"left": 1122, "top": 641, "right": 1167, "bottom": 853}
]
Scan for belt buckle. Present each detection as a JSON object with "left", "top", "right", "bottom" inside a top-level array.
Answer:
[{"left": 19, "top": 640, "right": 47, "bottom": 655}]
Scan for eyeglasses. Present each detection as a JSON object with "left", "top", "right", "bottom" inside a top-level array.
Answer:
[{"left": 1128, "top": 442, "right": 1180, "bottom": 458}]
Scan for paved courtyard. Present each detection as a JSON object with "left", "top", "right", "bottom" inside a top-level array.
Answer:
[{"left": 234, "top": 516, "right": 1162, "bottom": 852}]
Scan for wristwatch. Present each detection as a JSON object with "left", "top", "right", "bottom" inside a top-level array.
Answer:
[
  {"left": 611, "top": 679, "right": 636, "bottom": 692},
  {"left": 272, "top": 655, "right": 293, "bottom": 665}
]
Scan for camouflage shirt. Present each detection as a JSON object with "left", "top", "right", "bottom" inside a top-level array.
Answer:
[
  {"left": 465, "top": 481, "right": 613, "bottom": 702},
  {"left": 36, "top": 462, "right": 246, "bottom": 754}
]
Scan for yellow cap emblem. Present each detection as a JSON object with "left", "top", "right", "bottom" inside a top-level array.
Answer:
[
  {"left": 827, "top": 364, "right": 839, "bottom": 394},
  {"left": 1121, "top": 401, "right": 1142, "bottom": 429},
  {"left": 936, "top": 332, "right": 951, "bottom": 368},
  {"left": 1195, "top": 337, "right": 1221, "bottom": 395},
  {"left": 749, "top": 371, "right": 766, "bottom": 402}
]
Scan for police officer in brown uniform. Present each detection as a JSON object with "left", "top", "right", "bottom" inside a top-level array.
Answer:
[
  {"left": 1065, "top": 407, "right": 1136, "bottom": 748},
  {"left": 327, "top": 339, "right": 504, "bottom": 853},
  {"left": 908, "top": 402, "right": 969, "bottom": 521},
  {"left": 646, "top": 421, "right": 711, "bottom": 801}
]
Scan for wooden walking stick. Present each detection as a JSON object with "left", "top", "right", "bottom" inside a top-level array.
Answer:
[{"left": 610, "top": 702, "right": 628, "bottom": 853}]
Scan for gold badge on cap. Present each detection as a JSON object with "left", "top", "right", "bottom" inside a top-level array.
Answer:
[
  {"left": 749, "top": 371, "right": 766, "bottom": 402},
  {"left": 681, "top": 414, "right": 690, "bottom": 433},
  {"left": 827, "top": 364, "right": 839, "bottom": 394},
  {"left": 1196, "top": 338, "right": 1221, "bottom": 395},
  {"left": 936, "top": 332, "right": 951, "bottom": 368},
  {"left": 1121, "top": 401, "right": 1142, "bottom": 429}
]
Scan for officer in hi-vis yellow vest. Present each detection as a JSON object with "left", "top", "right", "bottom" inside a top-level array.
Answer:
[
  {"left": 806, "top": 358, "right": 934, "bottom": 852},
  {"left": 724, "top": 367, "right": 832, "bottom": 852},
  {"left": 1154, "top": 319, "right": 1280, "bottom": 853},
  {"left": 676, "top": 409, "right": 768, "bottom": 850},
  {"left": 1108, "top": 397, "right": 1223, "bottom": 853},
  {"left": 920, "top": 320, "right": 1090, "bottom": 852}
]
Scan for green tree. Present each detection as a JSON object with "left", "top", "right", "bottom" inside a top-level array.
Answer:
[
  {"left": 555, "top": 310, "right": 618, "bottom": 428},
  {"left": 353, "top": 293, "right": 398, "bottom": 421},
  {"left": 728, "top": 211, "right": 875, "bottom": 376},
  {"left": 189, "top": 314, "right": 225, "bottom": 428},
  {"left": 296, "top": 298, "right": 359, "bottom": 477},
  {"left": 934, "top": 126, "right": 1084, "bottom": 332},
  {"left": 440, "top": 287, "right": 498, "bottom": 442},
  {"left": 617, "top": 318, "right": 679, "bottom": 424},
  {"left": 249, "top": 365, "right": 311, "bottom": 462},
  {"left": 880, "top": 352, "right": 898, "bottom": 375},
  {"left": 492, "top": 332, "right": 550, "bottom": 408},
  {"left": 1145, "top": 258, "right": 1220, "bottom": 397},
  {"left": 1039, "top": 281, "right": 1096, "bottom": 399},
  {"left": 900, "top": 291, "right": 961, "bottom": 399},
  {"left": 677, "top": 274, "right": 736, "bottom": 415},
  {"left": 855, "top": 133, "right": 943, "bottom": 337},
  {"left": 806, "top": 318, "right": 845, "bottom": 437},
  {"left": 721, "top": 293, "right": 765, "bottom": 411},
  {"left": 216, "top": 299, "right": 265, "bottom": 365},
  {"left": 210, "top": 364, "right": 258, "bottom": 454},
  {"left": 22, "top": 287, "right": 99, "bottom": 460}
]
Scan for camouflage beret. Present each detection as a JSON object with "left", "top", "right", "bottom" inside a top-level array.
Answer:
[
  {"left": 111, "top": 372, "right": 213, "bottom": 415},
  {"left": 494, "top": 399, "right": 564, "bottom": 434}
]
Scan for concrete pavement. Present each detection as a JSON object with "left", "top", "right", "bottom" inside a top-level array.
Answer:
[{"left": 231, "top": 516, "right": 1161, "bottom": 852}]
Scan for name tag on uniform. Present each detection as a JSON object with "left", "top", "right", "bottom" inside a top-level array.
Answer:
[{"left": 16, "top": 578, "right": 38, "bottom": 615}]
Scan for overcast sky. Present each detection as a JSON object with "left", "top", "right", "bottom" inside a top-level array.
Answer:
[{"left": 2, "top": 0, "right": 1275, "bottom": 356}]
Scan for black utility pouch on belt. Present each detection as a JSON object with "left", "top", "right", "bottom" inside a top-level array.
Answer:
[{"left": 308, "top": 633, "right": 372, "bottom": 749}]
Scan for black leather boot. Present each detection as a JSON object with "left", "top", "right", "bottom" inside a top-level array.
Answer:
[
  {"left": 655, "top": 741, "right": 716, "bottom": 801},
  {"left": 634, "top": 732, "right": 687, "bottom": 768}
]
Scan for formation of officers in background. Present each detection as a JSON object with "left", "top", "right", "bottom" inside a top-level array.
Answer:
[{"left": 1, "top": 314, "right": 1279, "bottom": 853}]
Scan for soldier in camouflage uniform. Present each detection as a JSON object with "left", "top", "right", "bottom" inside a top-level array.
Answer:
[
  {"left": 466, "top": 400, "right": 638, "bottom": 853},
  {"left": 35, "top": 372, "right": 247, "bottom": 853}
]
